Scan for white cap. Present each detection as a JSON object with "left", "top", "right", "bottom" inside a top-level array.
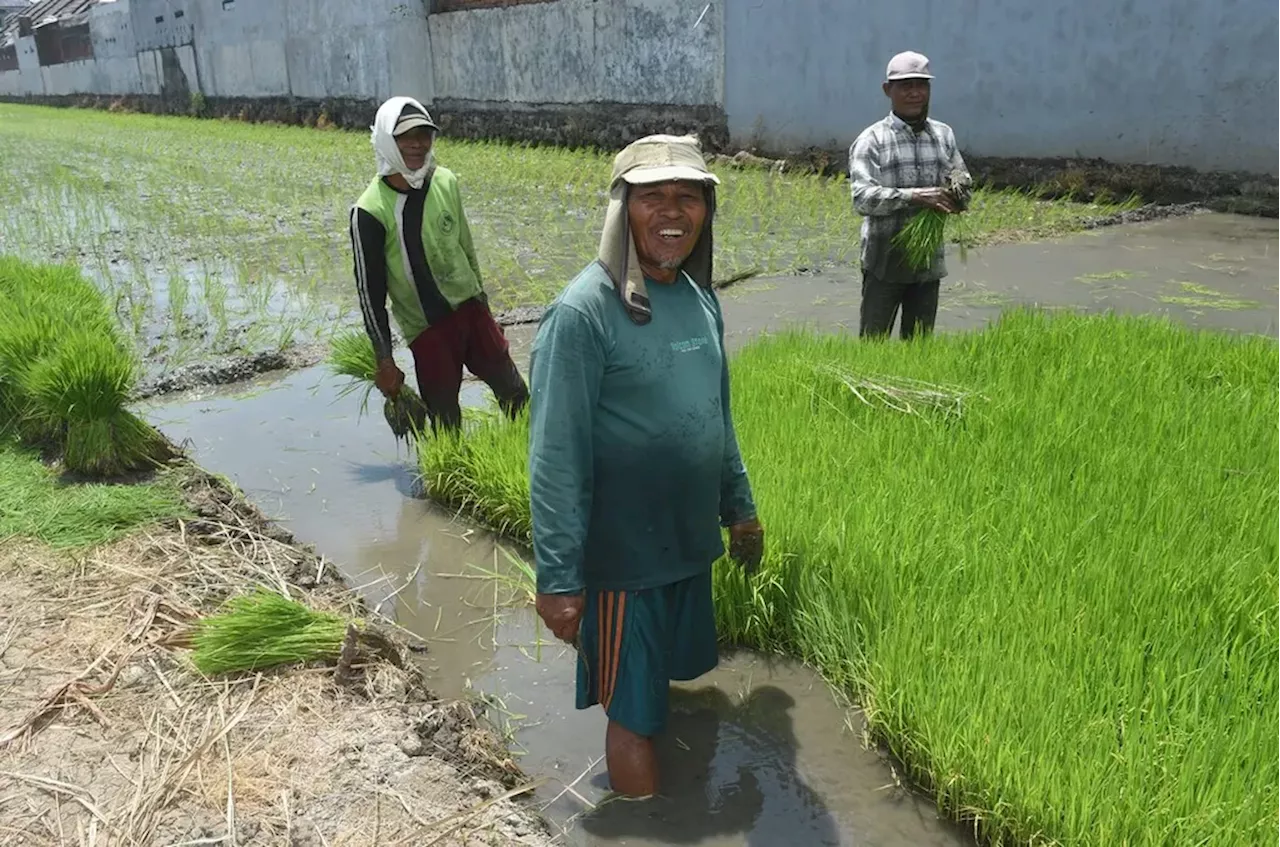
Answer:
[{"left": 886, "top": 51, "right": 933, "bottom": 81}]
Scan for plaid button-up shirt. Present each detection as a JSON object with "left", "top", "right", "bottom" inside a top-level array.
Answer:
[{"left": 848, "top": 113, "right": 968, "bottom": 281}]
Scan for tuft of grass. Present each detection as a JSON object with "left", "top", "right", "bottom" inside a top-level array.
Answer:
[
  {"left": 0, "top": 437, "right": 185, "bottom": 548},
  {"left": 328, "top": 328, "right": 379, "bottom": 385},
  {"left": 21, "top": 333, "right": 170, "bottom": 476},
  {"left": 418, "top": 421, "right": 534, "bottom": 541},
  {"left": 415, "top": 308, "right": 1279, "bottom": 846},
  {"left": 0, "top": 256, "right": 171, "bottom": 475},
  {"left": 892, "top": 169, "right": 978, "bottom": 270},
  {"left": 326, "top": 328, "right": 431, "bottom": 441},
  {"left": 190, "top": 589, "right": 350, "bottom": 676}
]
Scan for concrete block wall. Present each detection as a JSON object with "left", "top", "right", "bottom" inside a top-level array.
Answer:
[
  {"left": 129, "top": 0, "right": 196, "bottom": 51},
  {"left": 0, "top": 0, "right": 1275, "bottom": 176},
  {"left": 723, "top": 0, "right": 1279, "bottom": 174},
  {"left": 428, "top": 0, "right": 721, "bottom": 107}
]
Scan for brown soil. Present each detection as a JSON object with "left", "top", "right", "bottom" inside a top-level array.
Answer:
[{"left": 0, "top": 465, "right": 553, "bottom": 846}]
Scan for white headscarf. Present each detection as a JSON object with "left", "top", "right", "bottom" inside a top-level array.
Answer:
[{"left": 371, "top": 96, "right": 436, "bottom": 190}]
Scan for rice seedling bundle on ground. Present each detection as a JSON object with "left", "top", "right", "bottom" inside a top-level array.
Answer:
[
  {"left": 417, "top": 309, "right": 1279, "bottom": 846},
  {"left": 0, "top": 256, "right": 170, "bottom": 475},
  {"left": 327, "top": 328, "right": 429, "bottom": 441},
  {"left": 190, "top": 589, "right": 349, "bottom": 676}
]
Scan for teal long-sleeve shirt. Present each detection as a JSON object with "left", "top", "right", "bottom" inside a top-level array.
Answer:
[{"left": 528, "top": 262, "right": 757, "bottom": 595}]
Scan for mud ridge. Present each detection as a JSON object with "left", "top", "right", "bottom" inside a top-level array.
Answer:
[
  {"left": 133, "top": 308, "right": 549, "bottom": 400},
  {"left": 0, "top": 449, "right": 554, "bottom": 844},
  {"left": 1077, "top": 201, "right": 1207, "bottom": 229}
]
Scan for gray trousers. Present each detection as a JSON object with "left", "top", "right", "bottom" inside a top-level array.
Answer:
[{"left": 859, "top": 272, "right": 941, "bottom": 340}]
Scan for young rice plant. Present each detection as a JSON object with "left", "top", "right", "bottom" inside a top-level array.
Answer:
[
  {"left": 0, "top": 256, "right": 170, "bottom": 475},
  {"left": 414, "top": 308, "right": 1279, "bottom": 846},
  {"left": 190, "top": 589, "right": 350, "bottom": 676}
]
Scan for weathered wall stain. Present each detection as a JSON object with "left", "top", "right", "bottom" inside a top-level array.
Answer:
[{"left": 158, "top": 46, "right": 189, "bottom": 101}]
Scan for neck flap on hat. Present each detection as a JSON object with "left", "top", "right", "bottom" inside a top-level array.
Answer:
[
  {"left": 371, "top": 96, "right": 435, "bottom": 190},
  {"left": 596, "top": 180, "right": 716, "bottom": 326}
]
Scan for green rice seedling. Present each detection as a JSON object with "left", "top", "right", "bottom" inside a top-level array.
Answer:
[
  {"left": 892, "top": 169, "right": 975, "bottom": 271},
  {"left": 1, "top": 104, "right": 1140, "bottom": 371},
  {"left": 327, "top": 328, "right": 431, "bottom": 442},
  {"left": 416, "top": 308, "right": 1279, "bottom": 846},
  {"left": 417, "top": 411, "right": 534, "bottom": 540},
  {"left": 20, "top": 332, "right": 170, "bottom": 475},
  {"left": 891, "top": 208, "right": 949, "bottom": 271},
  {"left": 0, "top": 437, "right": 185, "bottom": 548},
  {"left": 190, "top": 589, "right": 350, "bottom": 676},
  {"left": 0, "top": 309, "right": 65, "bottom": 443}
]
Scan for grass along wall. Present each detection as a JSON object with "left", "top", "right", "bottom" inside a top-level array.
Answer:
[{"left": 415, "top": 309, "right": 1279, "bottom": 845}]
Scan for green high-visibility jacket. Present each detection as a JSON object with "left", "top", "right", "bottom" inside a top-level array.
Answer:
[{"left": 348, "top": 166, "right": 484, "bottom": 359}]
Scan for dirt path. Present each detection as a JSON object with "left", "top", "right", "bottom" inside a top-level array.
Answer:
[{"left": 0, "top": 467, "right": 553, "bottom": 847}]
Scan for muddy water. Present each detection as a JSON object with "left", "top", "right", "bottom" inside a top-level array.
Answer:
[
  {"left": 139, "top": 212, "right": 1276, "bottom": 846},
  {"left": 140, "top": 358, "right": 970, "bottom": 846},
  {"left": 715, "top": 212, "right": 1277, "bottom": 343}
]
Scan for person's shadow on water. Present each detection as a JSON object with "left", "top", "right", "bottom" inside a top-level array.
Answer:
[{"left": 579, "top": 685, "right": 841, "bottom": 846}]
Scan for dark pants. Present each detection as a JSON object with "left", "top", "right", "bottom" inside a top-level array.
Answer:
[
  {"left": 859, "top": 272, "right": 941, "bottom": 340},
  {"left": 407, "top": 298, "right": 529, "bottom": 434}
]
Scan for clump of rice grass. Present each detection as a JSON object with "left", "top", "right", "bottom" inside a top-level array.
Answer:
[
  {"left": 415, "top": 308, "right": 1279, "bottom": 846},
  {"left": 418, "top": 418, "right": 533, "bottom": 540},
  {"left": 21, "top": 333, "right": 171, "bottom": 475},
  {"left": 190, "top": 589, "right": 350, "bottom": 676},
  {"left": 0, "top": 256, "right": 170, "bottom": 475},
  {"left": 328, "top": 328, "right": 380, "bottom": 387},
  {"left": 327, "top": 328, "right": 429, "bottom": 441}
]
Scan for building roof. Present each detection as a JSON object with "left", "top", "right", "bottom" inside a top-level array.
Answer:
[{"left": 3, "top": 0, "right": 95, "bottom": 43}]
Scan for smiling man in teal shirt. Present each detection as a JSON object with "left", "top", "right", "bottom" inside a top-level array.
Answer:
[{"left": 528, "top": 135, "right": 764, "bottom": 799}]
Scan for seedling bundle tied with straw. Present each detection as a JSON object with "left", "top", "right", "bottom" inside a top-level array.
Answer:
[{"left": 892, "top": 168, "right": 974, "bottom": 271}]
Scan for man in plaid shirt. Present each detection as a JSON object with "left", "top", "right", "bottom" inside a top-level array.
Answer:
[{"left": 849, "top": 51, "right": 970, "bottom": 339}]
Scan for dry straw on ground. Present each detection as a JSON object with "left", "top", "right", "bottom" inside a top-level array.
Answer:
[{"left": 0, "top": 467, "right": 552, "bottom": 847}]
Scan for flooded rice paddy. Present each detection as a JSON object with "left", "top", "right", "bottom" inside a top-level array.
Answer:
[
  {"left": 139, "top": 212, "right": 1276, "bottom": 844},
  {"left": 5, "top": 103, "right": 1276, "bottom": 843},
  {"left": 2, "top": 104, "right": 1142, "bottom": 385}
]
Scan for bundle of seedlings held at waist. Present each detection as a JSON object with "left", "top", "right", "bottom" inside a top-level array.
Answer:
[
  {"left": 892, "top": 168, "right": 974, "bottom": 271},
  {"left": 0, "top": 256, "right": 171, "bottom": 476},
  {"left": 327, "top": 329, "right": 429, "bottom": 442}
]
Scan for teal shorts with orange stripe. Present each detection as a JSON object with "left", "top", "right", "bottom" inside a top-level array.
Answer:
[{"left": 575, "top": 569, "right": 719, "bottom": 737}]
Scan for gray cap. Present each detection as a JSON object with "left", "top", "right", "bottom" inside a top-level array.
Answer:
[
  {"left": 886, "top": 51, "right": 933, "bottom": 81},
  {"left": 393, "top": 101, "right": 439, "bottom": 135}
]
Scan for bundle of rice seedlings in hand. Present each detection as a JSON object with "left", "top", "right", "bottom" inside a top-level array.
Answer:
[
  {"left": 328, "top": 329, "right": 380, "bottom": 387},
  {"left": 892, "top": 168, "right": 975, "bottom": 272},
  {"left": 20, "top": 332, "right": 170, "bottom": 475},
  {"left": 190, "top": 590, "right": 350, "bottom": 676},
  {"left": 328, "top": 329, "right": 429, "bottom": 442}
]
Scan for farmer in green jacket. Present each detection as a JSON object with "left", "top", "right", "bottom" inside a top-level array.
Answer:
[
  {"left": 348, "top": 96, "right": 528, "bottom": 433},
  {"left": 528, "top": 135, "right": 765, "bottom": 798}
]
